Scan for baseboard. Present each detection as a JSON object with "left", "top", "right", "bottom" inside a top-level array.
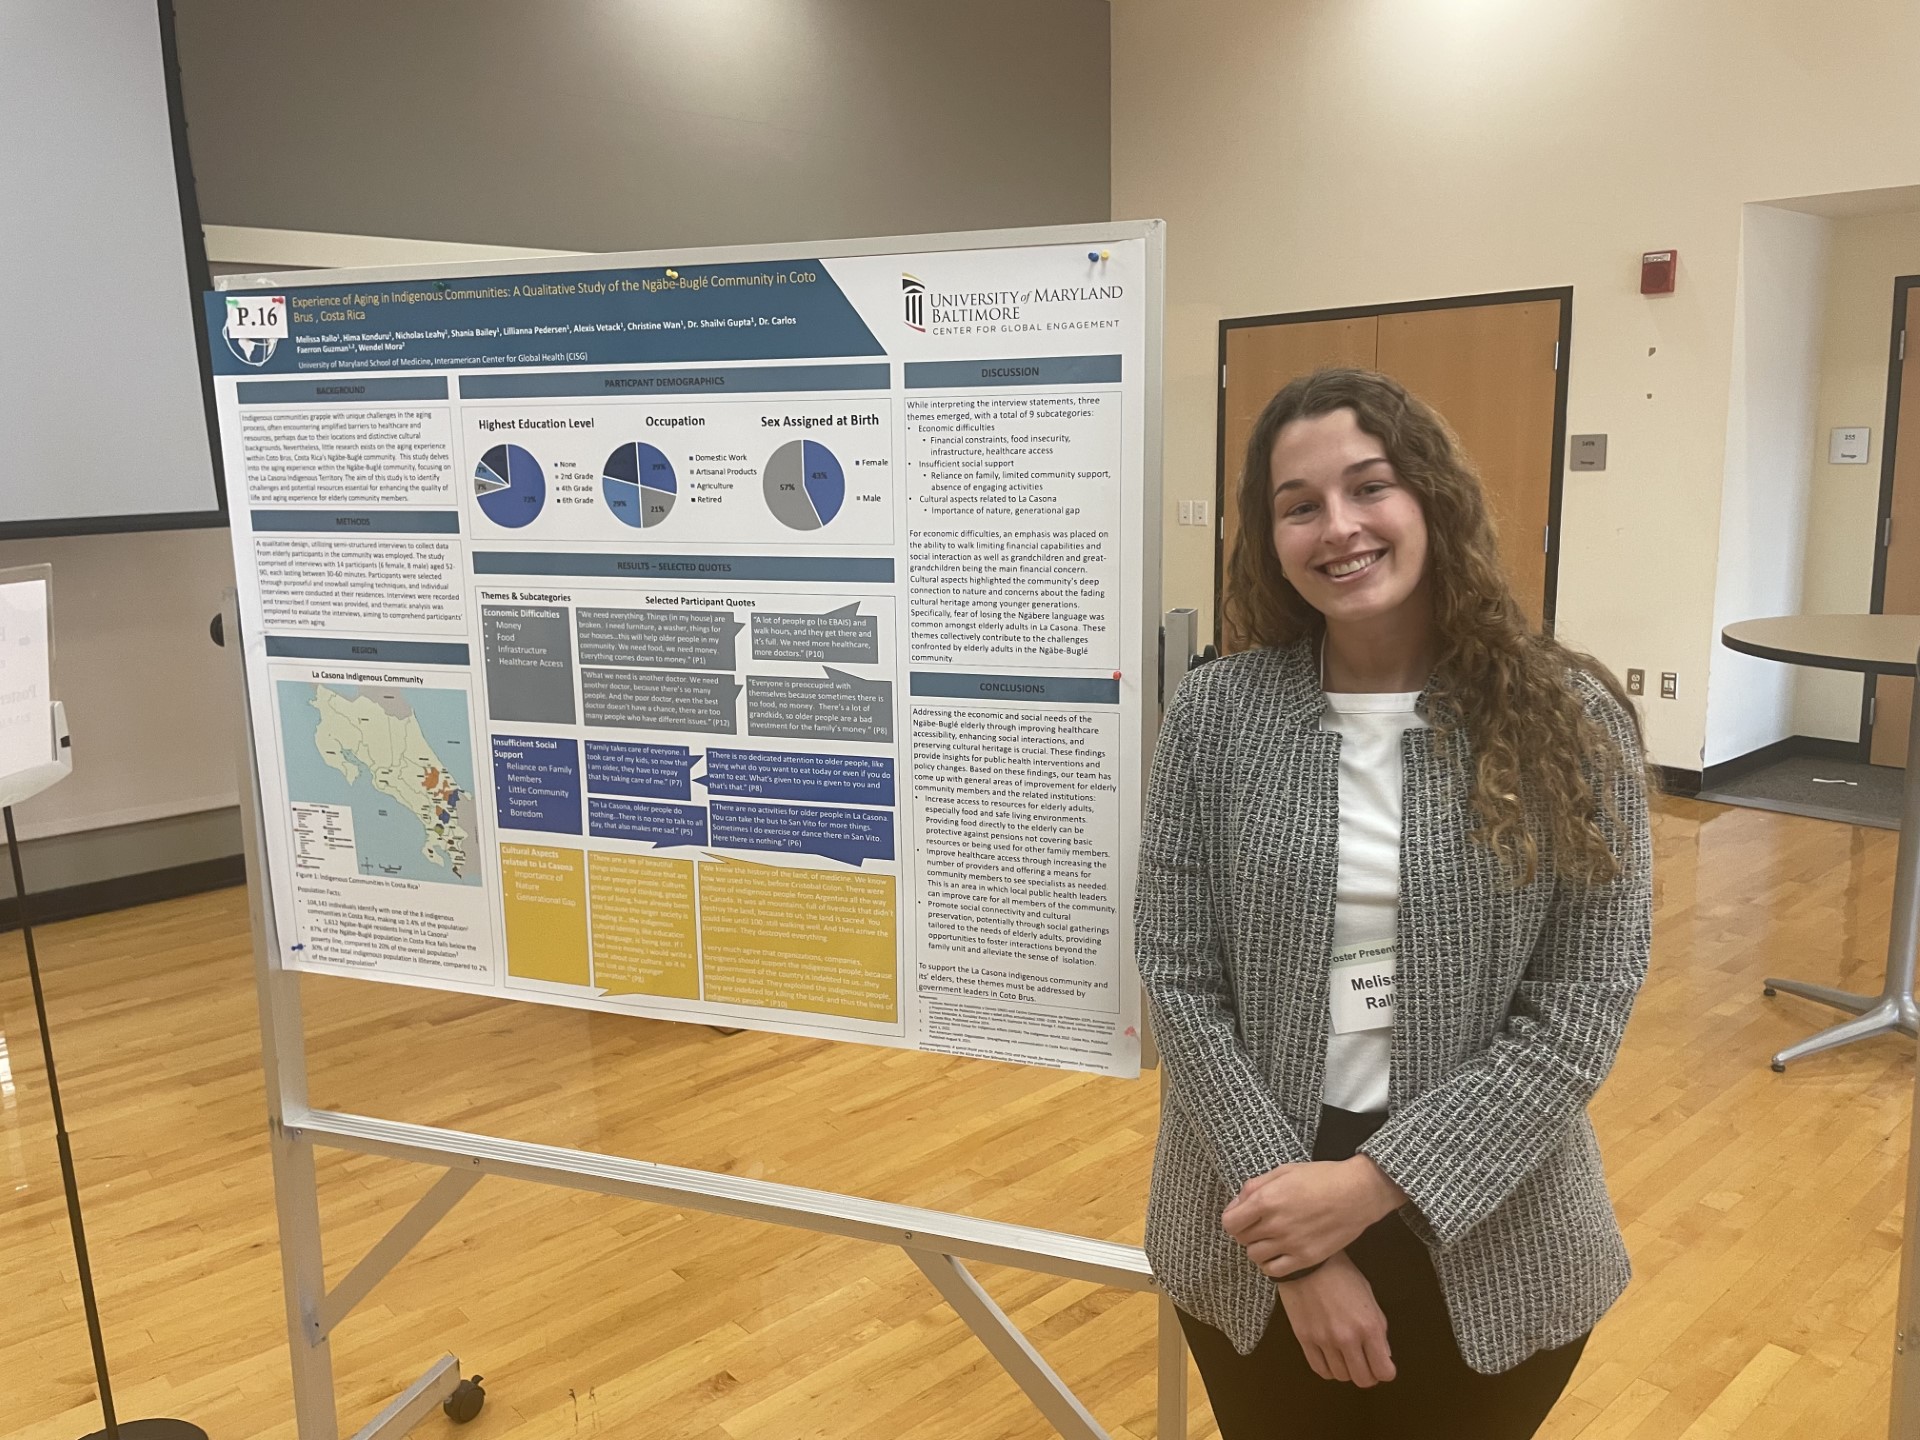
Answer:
[
  {"left": 1656, "top": 765, "right": 1701, "bottom": 797},
  {"left": 1698, "top": 734, "right": 1866, "bottom": 792},
  {"left": 0, "top": 854, "right": 245, "bottom": 933}
]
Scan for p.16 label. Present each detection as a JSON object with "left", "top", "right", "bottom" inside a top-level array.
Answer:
[{"left": 225, "top": 295, "right": 288, "bottom": 339}]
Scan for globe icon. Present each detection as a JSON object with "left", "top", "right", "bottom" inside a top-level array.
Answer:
[{"left": 222, "top": 326, "right": 278, "bottom": 367}]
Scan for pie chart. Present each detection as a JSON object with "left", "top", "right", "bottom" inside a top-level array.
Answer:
[
  {"left": 763, "top": 440, "right": 844, "bottom": 530},
  {"left": 602, "top": 442, "right": 677, "bottom": 528},
  {"left": 475, "top": 443, "right": 545, "bottom": 528}
]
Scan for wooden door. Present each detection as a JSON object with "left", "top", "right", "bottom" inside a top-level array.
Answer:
[
  {"left": 1377, "top": 301, "right": 1562, "bottom": 630},
  {"left": 1216, "top": 294, "right": 1565, "bottom": 647},
  {"left": 1870, "top": 286, "right": 1920, "bottom": 766},
  {"left": 1219, "top": 317, "right": 1379, "bottom": 639}
]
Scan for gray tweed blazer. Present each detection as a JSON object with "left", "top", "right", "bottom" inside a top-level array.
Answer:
[{"left": 1135, "top": 639, "right": 1652, "bottom": 1375}]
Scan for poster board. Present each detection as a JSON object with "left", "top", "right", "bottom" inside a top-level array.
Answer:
[
  {"left": 0, "top": 565, "right": 55, "bottom": 778},
  {"left": 210, "top": 223, "right": 1161, "bottom": 1079}
]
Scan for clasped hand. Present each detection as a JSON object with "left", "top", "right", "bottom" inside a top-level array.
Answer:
[{"left": 1220, "top": 1156, "right": 1405, "bottom": 1279}]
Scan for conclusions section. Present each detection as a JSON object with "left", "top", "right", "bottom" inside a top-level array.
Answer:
[{"left": 906, "top": 672, "right": 1128, "bottom": 1074}]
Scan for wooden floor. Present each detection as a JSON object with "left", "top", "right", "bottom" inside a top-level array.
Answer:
[{"left": 0, "top": 794, "right": 1910, "bottom": 1439}]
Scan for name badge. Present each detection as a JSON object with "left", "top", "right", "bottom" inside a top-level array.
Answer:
[{"left": 1329, "top": 939, "right": 1395, "bottom": 1035}]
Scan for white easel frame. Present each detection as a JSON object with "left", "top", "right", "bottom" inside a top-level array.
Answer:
[{"left": 224, "top": 221, "right": 1192, "bottom": 1439}]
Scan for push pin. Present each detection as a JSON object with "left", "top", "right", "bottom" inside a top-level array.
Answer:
[
  {"left": 1087, "top": 251, "right": 1100, "bottom": 262},
  {"left": 1100, "top": 250, "right": 1110, "bottom": 261},
  {"left": 1112, "top": 670, "right": 1123, "bottom": 681},
  {"left": 666, "top": 268, "right": 680, "bottom": 279}
]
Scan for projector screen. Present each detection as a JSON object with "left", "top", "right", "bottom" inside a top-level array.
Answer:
[{"left": 0, "top": 0, "right": 223, "bottom": 537}]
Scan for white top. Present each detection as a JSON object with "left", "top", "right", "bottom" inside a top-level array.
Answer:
[{"left": 1317, "top": 688, "right": 1428, "bottom": 1113}]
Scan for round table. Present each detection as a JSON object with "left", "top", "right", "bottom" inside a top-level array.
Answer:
[{"left": 1720, "top": 615, "right": 1920, "bottom": 1070}]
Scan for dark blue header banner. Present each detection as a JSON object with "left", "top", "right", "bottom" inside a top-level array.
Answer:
[{"left": 208, "top": 262, "right": 884, "bottom": 377}]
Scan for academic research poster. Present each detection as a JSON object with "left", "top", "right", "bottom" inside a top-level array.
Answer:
[{"left": 213, "top": 225, "right": 1161, "bottom": 1078}]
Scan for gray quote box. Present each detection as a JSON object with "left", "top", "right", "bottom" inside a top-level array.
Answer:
[
  {"left": 482, "top": 606, "right": 576, "bottom": 724},
  {"left": 576, "top": 607, "right": 744, "bottom": 670},
  {"left": 582, "top": 667, "right": 741, "bottom": 734},
  {"left": 746, "top": 669, "right": 894, "bottom": 742},
  {"left": 750, "top": 603, "right": 880, "bottom": 665}
]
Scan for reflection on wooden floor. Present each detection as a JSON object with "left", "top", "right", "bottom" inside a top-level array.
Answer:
[{"left": 0, "top": 794, "right": 1909, "bottom": 1439}]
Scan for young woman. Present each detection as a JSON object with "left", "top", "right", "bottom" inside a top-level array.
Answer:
[{"left": 1136, "top": 368, "right": 1652, "bottom": 1438}]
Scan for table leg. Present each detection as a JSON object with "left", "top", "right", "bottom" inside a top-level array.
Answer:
[
  {"left": 1763, "top": 658, "right": 1920, "bottom": 1070},
  {"left": 1760, "top": 978, "right": 1876, "bottom": 1016}
]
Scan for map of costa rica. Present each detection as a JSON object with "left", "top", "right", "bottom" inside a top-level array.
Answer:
[{"left": 277, "top": 681, "right": 478, "bottom": 886}]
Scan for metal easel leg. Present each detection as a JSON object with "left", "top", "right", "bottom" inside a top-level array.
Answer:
[
  {"left": 312, "top": 1169, "right": 481, "bottom": 1343},
  {"left": 345, "top": 1356, "right": 464, "bottom": 1440},
  {"left": 274, "top": 1121, "right": 343, "bottom": 1440},
  {"left": 227, "top": 597, "right": 478, "bottom": 1438},
  {"left": 906, "top": 1250, "right": 1110, "bottom": 1440},
  {"left": 231, "top": 599, "right": 340, "bottom": 1439},
  {"left": 1156, "top": 1291, "right": 1187, "bottom": 1440}
]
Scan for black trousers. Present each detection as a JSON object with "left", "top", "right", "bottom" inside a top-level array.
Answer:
[{"left": 1177, "top": 1107, "right": 1587, "bottom": 1440}]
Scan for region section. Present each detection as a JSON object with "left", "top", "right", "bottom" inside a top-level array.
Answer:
[{"left": 277, "top": 681, "right": 477, "bottom": 886}]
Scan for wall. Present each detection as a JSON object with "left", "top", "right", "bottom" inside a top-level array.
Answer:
[
  {"left": 173, "top": 0, "right": 1111, "bottom": 251},
  {"left": 0, "top": 528, "right": 242, "bottom": 878},
  {"left": 1111, "top": 0, "right": 1920, "bottom": 770},
  {"left": 1702, "top": 205, "right": 1829, "bottom": 766},
  {"left": 1794, "top": 206, "right": 1920, "bottom": 739}
]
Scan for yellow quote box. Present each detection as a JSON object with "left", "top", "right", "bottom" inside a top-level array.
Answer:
[
  {"left": 588, "top": 851, "right": 699, "bottom": 999},
  {"left": 698, "top": 857, "right": 897, "bottom": 1022},
  {"left": 500, "top": 843, "right": 590, "bottom": 987}
]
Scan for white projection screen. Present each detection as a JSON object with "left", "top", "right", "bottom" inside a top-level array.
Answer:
[{"left": 0, "top": 0, "right": 223, "bottom": 537}]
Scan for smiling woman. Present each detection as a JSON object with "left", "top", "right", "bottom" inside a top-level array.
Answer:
[{"left": 1135, "top": 368, "right": 1654, "bottom": 1439}]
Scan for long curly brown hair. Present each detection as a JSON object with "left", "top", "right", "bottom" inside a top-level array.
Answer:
[{"left": 1224, "top": 367, "right": 1645, "bottom": 886}]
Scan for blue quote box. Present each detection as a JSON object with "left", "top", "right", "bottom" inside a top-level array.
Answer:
[
  {"left": 708, "top": 799, "right": 894, "bottom": 867},
  {"left": 702, "top": 749, "right": 895, "bottom": 806},
  {"left": 491, "top": 735, "right": 582, "bottom": 835},
  {"left": 587, "top": 796, "right": 709, "bottom": 848},
  {"left": 584, "top": 740, "right": 698, "bottom": 801}
]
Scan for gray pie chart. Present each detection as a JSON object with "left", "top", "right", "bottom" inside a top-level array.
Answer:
[{"left": 762, "top": 439, "right": 845, "bottom": 530}]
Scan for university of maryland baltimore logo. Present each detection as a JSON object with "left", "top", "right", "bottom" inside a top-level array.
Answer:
[{"left": 902, "top": 273, "right": 926, "bottom": 333}]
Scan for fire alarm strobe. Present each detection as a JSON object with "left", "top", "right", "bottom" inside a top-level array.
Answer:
[{"left": 1641, "top": 250, "right": 1677, "bottom": 295}]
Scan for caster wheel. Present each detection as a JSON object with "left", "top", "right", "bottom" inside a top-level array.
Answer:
[
  {"left": 1763, "top": 986, "right": 1777, "bottom": 998},
  {"left": 444, "top": 1375, "right": 486, "bottom": 1424},
  {"left": 1770, "top": 1061, "right": 1786, "bottom": 1073}
]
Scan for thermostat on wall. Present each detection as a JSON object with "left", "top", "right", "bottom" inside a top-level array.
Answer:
[
  {"left": 1830, "top": 427, "right": 1871, "bottom": 464},
  {"left": 1570, "top": 434, "right": 1608, "bottom": 471}
]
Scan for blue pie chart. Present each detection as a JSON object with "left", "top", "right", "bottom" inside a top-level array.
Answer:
[
  {"left": 475, "top": 443, "right": 545, "bottom": 528},
  {"left": 602, "top": 442, "right": 677, "bottom": 528}
]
